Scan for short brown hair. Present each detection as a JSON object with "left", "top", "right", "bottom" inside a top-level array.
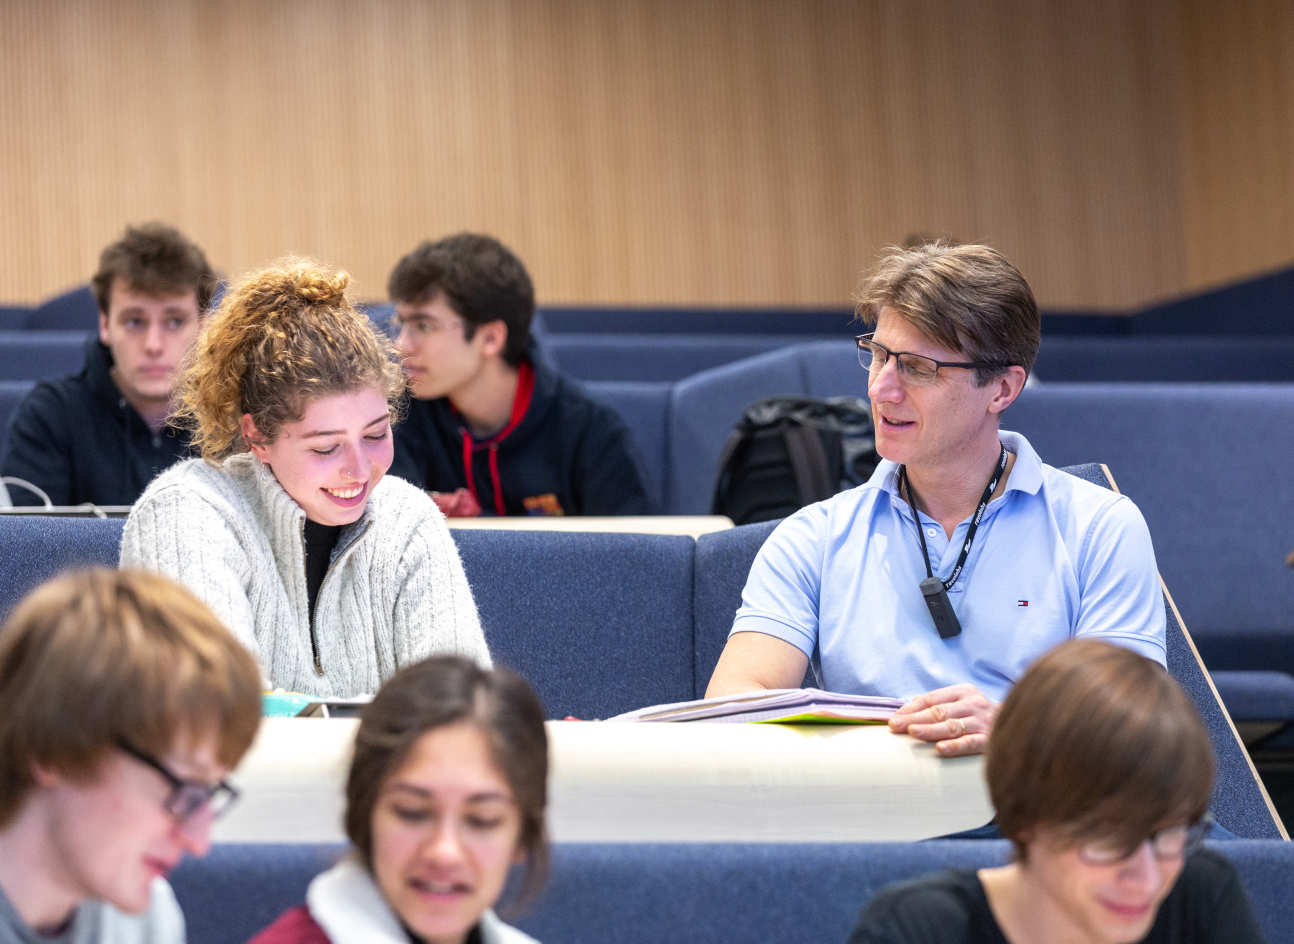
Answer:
[
  {"left": 987, "top": 639, "right": 1214, "bottom": 859},
  {"left": 854, "top": 242, "right": 1040, "bottom": 382},
  {"left": 0, "top": 568, "right": 262, "bottom": 828},
  {"left": 345, "top": 656, "right": 549, "bottom": 903},
  {"left": 174, "top": 257, "right": 406, "bottom": 461},
  {"left": 387, "top": 233, "right": 535, "bottom": 368},
  {"left": 92, "top": 222, "right": 217, "bottom": 315}
]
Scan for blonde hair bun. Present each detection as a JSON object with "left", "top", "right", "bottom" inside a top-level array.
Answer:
[
  {"left": 256, "top": 258, "right": 350, "bottom": 306},
  {"left": 173, "top": 256, "right": 404, "bottom": 461}
]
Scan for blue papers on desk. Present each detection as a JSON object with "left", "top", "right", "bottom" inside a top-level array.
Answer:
[{"left": 612, "top": 688, "right": 904, "bottom": 724}]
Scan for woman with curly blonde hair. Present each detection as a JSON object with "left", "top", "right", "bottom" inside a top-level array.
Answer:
[{"left": 121, "top": 258, "right": 490, "bottom": 696}]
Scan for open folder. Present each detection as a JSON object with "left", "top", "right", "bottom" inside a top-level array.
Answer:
[{"left": 610, "top": 688, "right": 905, "bottom": 724}]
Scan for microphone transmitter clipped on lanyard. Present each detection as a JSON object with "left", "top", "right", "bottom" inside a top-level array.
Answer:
[
  {"left": 902, "top": 444, "right": 1008, "bottom": 642},
  {"left": 920, "top": 576, "right": 963, "bottom": 639}
]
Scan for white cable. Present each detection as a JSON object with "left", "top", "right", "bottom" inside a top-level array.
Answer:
[{"left": 0, "top": 476, "right": 53, "bottom": 508}]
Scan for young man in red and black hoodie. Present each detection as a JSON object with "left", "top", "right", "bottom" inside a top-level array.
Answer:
[{"left": 386, "top": 233, "right": 655, "bottom": 517}]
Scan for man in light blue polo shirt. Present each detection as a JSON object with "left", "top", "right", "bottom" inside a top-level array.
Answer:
[{"left": 706, "top": 243, "right": 1165, "bottom": 758}]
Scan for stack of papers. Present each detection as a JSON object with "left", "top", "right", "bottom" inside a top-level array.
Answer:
[{"left": 611, "top": 688, "right": 905, "bottom": 725}]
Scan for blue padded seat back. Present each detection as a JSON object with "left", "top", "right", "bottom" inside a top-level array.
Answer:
[
  {"left": 356, "top": 301, "right": 394, "bottom": 337},
  {"left": 522, "top": 841, "right": 1011, "bottom": 943},
  {"left": 0, "top": 520, "right": 696, "bottom": 721},
  {"left": 171, "top": 844, "right": 346, "bottom": 944},
  {"left": 667, "top": 340, "right": 860, "bottom": 514},
  {"left": 534, "top": 306, "right": 855, "bottom": 335},
  {"left": 543, "top": 332, "right": 834, "bottom": 382},
  {"left": 170, "top": 841, "right": 1294, "bottom": 944},
  {"left": 580, "top": 379, "right": 671, "bottom": 512},
  {"left": 0, "top": 331, "right": 89, "bottom": 381},
  {"left": 453, "top": 529, "right": 695, "bottom": 719},
  {"left": 29, "top": 284, "right": 97, "bottom": 330},
  {"left": 693, "top": 521, "right": 778, "bottom": 695},
  {"left": 1006, "top": 384, "right": 1294, "bottom": 670},
  {"left": 0, "top": 307, "right": 31, "bottom": 330},
  {"left": 1060, "top": 463, "right": 1282, "bottom": 838},
  {"left": 0, "top": 516, "right": 124, "bottom": 622},
  {"left": 1035, "top": 336, "right": 1294, "bottom": 382}
]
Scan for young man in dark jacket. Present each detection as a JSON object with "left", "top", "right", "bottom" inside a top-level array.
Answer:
[
  {"left": 387, "top": 233, "right": 655, "bottom": 517},
  {"left": 0, "top": 223, "right": 215, "bottom": 506}
]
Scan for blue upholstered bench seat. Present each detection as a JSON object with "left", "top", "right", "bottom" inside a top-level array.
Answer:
[
  {"left": 580, "top": 379, "right": 671, "bottom": 513},
  {"left": 0, "top": 330, "right": 88, "bottom": 381},
  {"left": 0, "top": 307, "right": 31, "bottom": 330},
  {"left": 1213, "top": 670, "right": 1294, "bottom": 723},
  {"left": 540, "top": 331, "right": 835, "bottom": 381},
  {"left": 170, "top": 840, "right": 1294, "bottom": 944}
]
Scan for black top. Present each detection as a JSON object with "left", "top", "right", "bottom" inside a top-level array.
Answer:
[
  {"left": 303, "top": 519, "right": 342, "bottom": 626},
  {"left": 849, "top": 850, "right": 1267, "bottom": 944},
  {"left": 0, "top": 337, "right": 191, "bottom": 505},
  {"left": 389, "top": 354, "right": 656, "bottom": 516}
]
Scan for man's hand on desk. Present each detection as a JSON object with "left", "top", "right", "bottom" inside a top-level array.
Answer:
[{"left": 888, "top": 683, "right": 997, "bottom": 757}]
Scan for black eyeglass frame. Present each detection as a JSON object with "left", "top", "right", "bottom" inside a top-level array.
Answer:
[
  {"left": 1075, "top": 811, "right": 1213, "bottom": 865},
  {"left": 116, "top": 738, "right": 240, "bottom": 824},
  {"left": 855, "top": 333, "right": 1010, "bottom": 381}
]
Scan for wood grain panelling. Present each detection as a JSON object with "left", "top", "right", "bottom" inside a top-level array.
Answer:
[
  {"left": 1179, "top": 0, "right": 1294, "bottom": 301},
  {"left": 0, "top": 0, "right": 1208, "bottom": 308}
]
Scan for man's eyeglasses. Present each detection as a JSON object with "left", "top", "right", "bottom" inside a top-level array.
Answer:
[
  {"left": 116, "top": 739, "right": 240, "bottom": 824},
  {"left": 855, "top": 333, "right": 1007, "bottom": 385},
  {"left": 1076, "top": 813, "right": 1212, "bottom": 865},
  {"left": 389, "top": 313, "right": 463, "bottom": 337}
]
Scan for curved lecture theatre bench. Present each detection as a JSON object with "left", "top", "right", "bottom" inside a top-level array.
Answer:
[{"left": 0, "top": 463, "right": 1284, "bottom": 844}]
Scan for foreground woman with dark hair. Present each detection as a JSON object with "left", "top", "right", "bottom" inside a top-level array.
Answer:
[
  {"left": 849, "top": 638, "right": 1266, "bottom": 944},
  {"left": 252, "top": 656, "right": 548, "bottom": 944}
]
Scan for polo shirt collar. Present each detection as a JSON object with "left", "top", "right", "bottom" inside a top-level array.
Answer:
[{"left": 868, "top": 428, "right": 1045, "bottom": 502}]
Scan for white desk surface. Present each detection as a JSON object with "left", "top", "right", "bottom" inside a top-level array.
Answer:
[
  {"left": 446, "top": 516, "right": 733, "bottom": 538},
  {"left": 216, "top": 718, "right": 991, "bottom": 844}
]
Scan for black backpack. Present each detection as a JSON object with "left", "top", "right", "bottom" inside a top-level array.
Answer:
[{"left": 711, "top": 396, "right": 881, "bottom": 525}]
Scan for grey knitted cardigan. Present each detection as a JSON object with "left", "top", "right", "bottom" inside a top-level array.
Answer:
[{"left": 120, "top": 453, "right": 490, "bottom": 696}]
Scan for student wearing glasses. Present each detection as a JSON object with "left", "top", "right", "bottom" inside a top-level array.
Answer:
[
  {"left": 848, "top": 639, "right": 1266, "bottom": 943},
  {"left": 386, "top": 233, "right": 655, "bottom": 517},
  {"left": 707, "top": 243, "right": 1165, "bottom": 758},
  {"left": 0, "top": 567, "right": 262, "bottom": 943},
  {"left": 251, "top": 655, "right": 548, "bottom": 944},
  {"left": 121, "top": 258, "right": 490, "bottom": 696}
]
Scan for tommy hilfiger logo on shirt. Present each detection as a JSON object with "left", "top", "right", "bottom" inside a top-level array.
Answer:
[{"left": 1017, "top": 600, "right": 1030, "bottom": 607}]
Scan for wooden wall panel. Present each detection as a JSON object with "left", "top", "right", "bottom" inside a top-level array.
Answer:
[
  {"left": 1179, "top": 0, "right": 1294, "bottom": 302},
  {"left": 0, "top": 0, "right": 1202, "bottom": 309}
]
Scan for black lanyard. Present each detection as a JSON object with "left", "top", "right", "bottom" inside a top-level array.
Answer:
[
  {"left": 898, "top": 444, "right": 1007, "bottom": 638},
  {"left": 905, "top": 442, "right": 1004, "bottom": 589}
]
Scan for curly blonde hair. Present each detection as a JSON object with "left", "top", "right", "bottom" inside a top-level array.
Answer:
[{"left": 174, "top": 258, "right": 406, "bottom": 461}]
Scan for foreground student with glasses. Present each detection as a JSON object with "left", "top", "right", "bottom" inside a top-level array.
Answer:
[
  {"left": 251, "top": 656, "right": 548, "bottom": 944},
  {"left": 706, "top": 243, "right": 1165, "bottom": 758},
  {"left": 0, "top": 568, "right": 262, "bottom": 943},
  {"left": 849, "top": 639, "right": 1266, "bottom": 944}
]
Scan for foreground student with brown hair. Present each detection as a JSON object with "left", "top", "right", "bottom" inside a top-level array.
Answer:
[
  {"left": 120, "top": 258, "right": 489, "bottom": 697},
  {"left": 848, "top": 639, "right": 1266, "bottom": 944},
  {"left": 0, "top": 567, "right": 262, "bottom": 943},
  {"left": 252, "top": 655, "right": 548, "bottom": 944}
]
